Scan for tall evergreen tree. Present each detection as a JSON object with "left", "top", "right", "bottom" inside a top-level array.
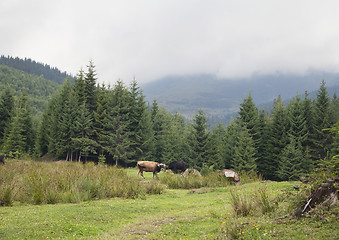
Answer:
[
  {"left": 74, "top": 69, "right": 86, "bottom": 105},
  {"left": 232, "top": 124, "right": 257, "bottom": 174},
  {"left": 56, "top": 80, "right": 77, "bottom": 160},
  {"left": 189, "top": 109, "right": 210, "bottom": 169},
  {"left": 127, "top": 80, "right": 151, "bottom": 164},
  {"left": 265, "top": 96, "right": 289, "bottom": 180},
  {"left": 278, "top": 137, "right": 303, "bottom": 181},
  {"left": 238, "top": 91, "right": 258, "bottom": 136},
  {"left": 104, "top": 80, "right": 131, "bottom": 166},
  {"left": 93, "top": 84, "right": 109, "bottom": 161},
  {"left": 208, "top": 123, "right": 225, "bottom": 169},
  {"left": 313, "top": 80, "right": 332, "bottom": 160},
  {"left": 71, "top": 103, "right": 97, "bottom": 162},
  {"left": 0, "top": 86, "right": 14, "bottom": 145},
  {"left": 287, "top": 95, "right": 312, "bottom": 173},
  {"left": 84, "top": 61, "right": 97, "bottom": 114},
  {"left": 222, "top": 120, "right": 239, "bottom": 169},
  {"left": 150, "top": 101, "right": 166, "bottom": 163},
  {"left": 3, "top": 92, "right": 34, "bottom": 155},
  {"left": 255, "top": 110, "right": 270, "bottom": 176}
]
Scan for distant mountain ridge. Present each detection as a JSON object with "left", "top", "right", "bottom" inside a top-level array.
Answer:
[
  {"left": 0, "top": 55, "right": 73, "bottom": 85},
  {"left": 142, "top": 73, "right": 339, "bottom": 125}
]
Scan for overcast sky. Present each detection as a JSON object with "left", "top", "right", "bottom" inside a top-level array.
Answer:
[{"left": 1, "top": 0, "right": 339, "bottom": 85}]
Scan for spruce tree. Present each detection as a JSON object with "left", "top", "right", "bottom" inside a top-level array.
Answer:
[
  {"left": 189, "top": 109, "right": 210, "bottom": 169},
  {"left": 3, "top": 92, "right": 34, "bottom": 156},
  {"left": 238, "top": 91, "right": 258, "bottom": 137},
  {"left": 71, "top": 103, "right": 97, "bottom": 162},
  {"left": 104, "top": 80, "right": 131, "bottom": 166},
  {"left": 222, "top": 120, "right": 239, "bottom": 169},
  {"left": 150, "top": 102, "right": 166, "bottom": 163},
  {"left": 162, "top": 112, "right": 189, "bottom": 165},
  {"left": 287, "top": 95, "right": 313, "bottom": 173},
  {"left": 127, "top": 80, "right": 151, "bottom": 164},
  {"left": 93, "top": 84, "right": 109, "bottom": 161},
  {"left": 265, "top": 96, "right": 289, "bottom": 180},
  {"left": 313, "top": 80, "right": 332, "bottom": 160},
  {"left": 0, "top": 86, "right": 14, "bottom": 145},
  {"left": 208, "top": 123, "right": 225, "bottom": 169},
  {"left": 278, "top": 137, "right": 303, "bottom": 181},
  {"left": 232, "top": 124, "right": 257, "bottom": 174},
  {"left": 255, "top": 110, "right": 270, "bottom": 176},
  {"left": 74, "top": 69, "right": 86, "bottom": 105},
  {"left": 56, "top": 80, "right": 77, "bottom": 160},
  {"left": 84, "top": 61, "right": 97, "bottom": 114}
]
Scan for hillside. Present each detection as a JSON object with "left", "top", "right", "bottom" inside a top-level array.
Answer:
[
  {"left": 0, "top": 64, "right": 60, "bottom": 117},
  {"left": 142, "top": 72, "right": 339, "bottom": 125},
  {"left": 0, "top": 55, "right": 73, "bottom": 85}
]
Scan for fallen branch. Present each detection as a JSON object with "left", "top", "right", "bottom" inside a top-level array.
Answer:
[{"left": 302, "top": 198, "right": 312, "bottom": 213}]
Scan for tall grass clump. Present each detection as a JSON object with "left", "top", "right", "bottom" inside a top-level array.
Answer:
[
  {"left": 230, "top": 187, "right": 277, "bottom": 217},
  {"left": 0, "top": 160, "right": 163, "bottom": 206},
  {"left": 160, "top": 171, "right": 231, "bottom": 189},
  {"left": 256, "top": 187, "right": 277, "bottom": 214},
  {"left": 230, "top": 191, "right": 254, "bottom": 217}
]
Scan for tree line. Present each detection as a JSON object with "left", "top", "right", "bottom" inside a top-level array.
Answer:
[
  {"left": 0, "top": 62, "right": 338, "bottom": 181},
  {"left": 0, "top": 55, "right": 73, "bottom": 85}
]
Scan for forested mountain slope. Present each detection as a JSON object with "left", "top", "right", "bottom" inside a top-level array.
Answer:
[
  {"left": 0, "top": 55, "right": 72, "bottom": 84},
  {"left": 142, "top": 73, "right": 339, "bottom": 124},
  {"left": 0, "top": 64, "right": 60, "bottom": 116}
]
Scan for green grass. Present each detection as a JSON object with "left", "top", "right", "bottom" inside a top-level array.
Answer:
[{"left": 0, "top": 162, "right": 338, "bottom": 239}]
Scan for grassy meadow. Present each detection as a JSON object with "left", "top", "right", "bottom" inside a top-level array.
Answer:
[{"left": 0, "top": 160, "right": 338, "bottom": 239}]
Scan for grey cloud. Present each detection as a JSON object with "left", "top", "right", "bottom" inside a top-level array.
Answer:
[{"left": 1, "top": 0, "right": 339, "bottom": 84}]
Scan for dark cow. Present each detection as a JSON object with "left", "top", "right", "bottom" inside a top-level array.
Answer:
[
  {"left": 168, "top": 161, "right": 187, "bottom": 174},
  {"left": 0, "top": 154, "right": 6, "bottom": 165},
  {"left": 137, "top": 161, "right": 166, "bottom": 179}
]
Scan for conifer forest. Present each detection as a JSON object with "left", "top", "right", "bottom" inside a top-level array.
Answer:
[{"left": 0, "top": 60, "right": 338, "bottom": 181}]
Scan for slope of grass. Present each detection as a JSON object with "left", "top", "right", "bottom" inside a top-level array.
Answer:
[{"left": 0, "top": 162, "right": 338, "bottom": 239}]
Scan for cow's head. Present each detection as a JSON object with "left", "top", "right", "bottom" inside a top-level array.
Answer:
[{"left": 157, "top": 163, "right": 166, "bottom": 171}]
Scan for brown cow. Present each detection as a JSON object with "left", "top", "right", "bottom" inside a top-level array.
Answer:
[
  {"left": 220, "top": 169, "right": 240, "bottom": 185},
  {"left": 137, "top": 161, "right": 166, "bottom": 179}
]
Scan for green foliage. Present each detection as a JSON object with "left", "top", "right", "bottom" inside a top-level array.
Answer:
[
  {"left": 3, "top": 92, "right": 34, "bottom": 155},
  {"left": 0, "top": 55, "right": 72, "bottom": 84},
  {"left": 0, "top": 161, "right": 172, "bottom": 205},
  {"left": 0, "top": 86, "right": 14, "bottom": 144},
  {"left": 0, "top": 65, "right": 60, "bottom": 116},
  {"left": 313, "top": 80, "right": 333, "bottom": 160},
  {"left": 230, "top": 190, "right": 254, "bottom": 217},
  {"left": 189, "top": 109, "right": 210, "bottom": 169}
]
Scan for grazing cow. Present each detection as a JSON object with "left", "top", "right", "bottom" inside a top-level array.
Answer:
[
  {"left": 183, "top": 168, "right": 202, "bottom": 177},
  {"left": 168, "top": 161, "right": 187, "bottom": 174},
  {"left": 137, "top": 161, "right": 166, "bottom": 179},
  {"left": 0, "top": 154, "right": 6, "bottom": 165},
  {"left": 220, "top": 169, "right": 240, "bottom": 185}
]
